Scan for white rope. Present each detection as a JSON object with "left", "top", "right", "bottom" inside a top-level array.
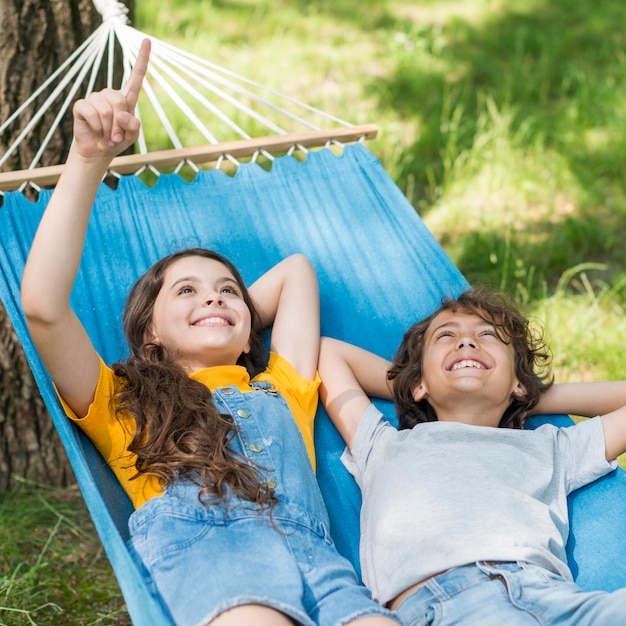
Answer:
[
  {"left": 1, "top": 0, "right": 361, "bottom": 174},
  {"left": 138, "top": 35, "right": 259, "bottom": 139},
  {"left": 123, "top": 32, "right": 223, "bottom": 145},
  {"left": 152, "top": 38, "right": 353, "bottom": 128},
  {"left": 0, "top": 34, "right": 92, "bottom": 134},
  {"left": 0, "top": 28, "right": 109, "bottom": 170},
  {"left": 146, "top": 36, "right": 295, "bottom": 136},
  {"left": 288, "top": 143, "right": 309, "bottom": 156},
  {"left": 174, "top": 159, "right": 198, "bottom": 175},
  {"left": 140, "top": 75, "right": 184, "bottom": 151},
  {"left": 92, "top": 0, "right": 129, "bottom": 24}
]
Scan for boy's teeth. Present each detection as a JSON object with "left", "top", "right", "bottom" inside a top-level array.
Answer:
[{"left": 452, "top": 360, "right": 483, "bottom": 370}]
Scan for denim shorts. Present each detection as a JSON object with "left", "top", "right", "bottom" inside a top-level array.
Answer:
[
  {"left": 396, "top": 561, "right": 626, "bottom": 626},
  {"left": 128, "top": 482, "right": 397, "bottom": 626}
]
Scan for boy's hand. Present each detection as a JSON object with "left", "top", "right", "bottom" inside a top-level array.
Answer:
[{"left": 71, "top": 38, "right": 151, "bottom": 161}]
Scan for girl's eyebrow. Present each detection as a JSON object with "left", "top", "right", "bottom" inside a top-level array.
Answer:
[
  {"left": 168, "top": 275, "right": 238, "bottom": 291},
  {"left": 168, "top": 275, "right": 200, "bottom": 292}
]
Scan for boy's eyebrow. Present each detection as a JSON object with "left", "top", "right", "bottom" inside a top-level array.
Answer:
[
  {"left": 429, "top": 317, "right": 495, "bottom": 335},
  {"left": 430, "top": 320, "right": 458, "bottom": 333}
]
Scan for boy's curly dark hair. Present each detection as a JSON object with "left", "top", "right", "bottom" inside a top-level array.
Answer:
[{"left": 388, "top": 288, "right": 553, "bottom": 430}]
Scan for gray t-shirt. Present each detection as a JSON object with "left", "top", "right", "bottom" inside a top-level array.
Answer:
[{"left": 342, "top": 405, "right": 616, "bottom": 604}]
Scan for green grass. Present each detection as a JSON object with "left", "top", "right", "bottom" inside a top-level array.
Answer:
[
  {"left": 0, "top": 483, "right": 129, "bottom": 625},
  {"left": 5, "top": 0, "right": 626, "bottom": 621},
  {"left": 134, "top": 0, "right": 626, "bottom": 379}
]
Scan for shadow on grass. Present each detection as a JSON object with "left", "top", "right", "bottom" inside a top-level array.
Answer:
[{"left": 349, "top": 0, "right": 626, "bottom": 294}]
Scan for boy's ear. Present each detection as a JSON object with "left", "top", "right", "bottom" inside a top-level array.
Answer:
[
  {"left": 511, "top": 380, "right": 527, "bottom": 399},
  {"left": 411, "top": 382, "right": 428, "bottom": 402}
]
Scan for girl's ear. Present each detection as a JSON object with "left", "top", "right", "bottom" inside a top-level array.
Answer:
[
  {"left": 143, "top": 324, "right": 158, "bottom": 345},
  {"left": 411, "top": 382, "right": 428, "bottom": 402}
]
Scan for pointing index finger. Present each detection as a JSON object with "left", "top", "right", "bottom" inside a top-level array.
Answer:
[{"left": 123, "top": 38, "right": 151, "bottom": 111}]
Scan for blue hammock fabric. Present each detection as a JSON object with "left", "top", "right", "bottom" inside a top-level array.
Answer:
[{"left": 1, "top": 143, "right": 625, "bottom": 624}]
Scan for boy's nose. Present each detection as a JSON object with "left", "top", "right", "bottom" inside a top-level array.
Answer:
[{"left": 457, "top": 337, "right": 476, "bottom": 349}]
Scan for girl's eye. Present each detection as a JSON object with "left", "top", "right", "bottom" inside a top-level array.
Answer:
[
  {"left": 221, "top": 285, "right": 240, "bottom": 296},
  {"left": 178, "top": 285, "right": 195, "bottom": 295}
]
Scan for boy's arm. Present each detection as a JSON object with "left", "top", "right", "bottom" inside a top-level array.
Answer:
[
  {"left": 532, "top": 381, "right": 626, "bottom": 418},
  {"left": 534, "top": 382, "right": 626, "bottom": 461},
  {"left": 248, "top": 254, "right": 319, "bottom": 381},
  {"left": 20, "top": 40, "right": 150, "bottom": 417},
  {"left": 318, "top": 337, "right": 392, "bottom": 448},
  {"left": 600, "top": 406, "right": 626, "bottom": 462}
]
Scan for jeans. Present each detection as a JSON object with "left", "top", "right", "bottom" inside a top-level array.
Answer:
[
  {"left": 396, "top": 561, "right": 626, "bottom": 626},
  {"left": 128, "top": 383, "right": 397, "bottom": 626}
]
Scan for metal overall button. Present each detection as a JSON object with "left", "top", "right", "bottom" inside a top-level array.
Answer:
[{"left": 237, "top": 409, "right": 251, "bottom": 418}]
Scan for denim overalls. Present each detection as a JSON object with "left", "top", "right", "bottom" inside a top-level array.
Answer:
[{"left": 128, "top": 382, "right": 395, "bottom": 626}]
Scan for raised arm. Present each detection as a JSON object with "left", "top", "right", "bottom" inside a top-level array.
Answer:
[
  {"left": 248, "top": 254, "right": 319, "bottom": 381},
  {"left": 21, "top": 39, "right": 151, "bottom": 417},
  {"left": 318, "top": 337, "right": 393, "bottom": 448}
]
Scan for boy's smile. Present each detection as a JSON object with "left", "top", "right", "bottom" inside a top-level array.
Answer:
[{"left": 448, "top": 357, "right": 488, "bottom": 371}]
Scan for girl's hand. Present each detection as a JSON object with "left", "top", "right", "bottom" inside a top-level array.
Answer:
[{"left": 71, "top": 38, "right": 151, "bottom": 161}]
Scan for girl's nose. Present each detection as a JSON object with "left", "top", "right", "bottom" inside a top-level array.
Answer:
[{"left": 205, "top": 293, "right": 224, "bottom": 306}]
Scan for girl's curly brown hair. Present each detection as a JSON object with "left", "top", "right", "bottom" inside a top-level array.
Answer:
[
  {"left": 111, "top": 248, "right": 275, "bottom": 509},
  {"left": 388, "top": 288, "right": 553, "bottom": 430}
]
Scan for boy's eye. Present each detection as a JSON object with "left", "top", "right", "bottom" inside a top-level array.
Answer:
[
  {"left": 435, "top": 330, "right": 454, "bottom": 340},
  {"left": 480, "top": 328, "right": 499, "bottom": 339}
]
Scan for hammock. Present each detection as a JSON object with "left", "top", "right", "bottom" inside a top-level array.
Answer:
[{"left": 1, "top": 4, "right": 626, "bottom": 624}]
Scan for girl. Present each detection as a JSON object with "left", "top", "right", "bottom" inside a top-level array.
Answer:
[
  {"left": 319, "top": 288, "right": 626, "bottom": 626},
  {"left": 21, "top": 40, "right": 398, "bottom": 626}
]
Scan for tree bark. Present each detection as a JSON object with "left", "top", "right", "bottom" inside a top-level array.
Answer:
[
  {"left": 0, "top": 304, "right": 76, "bottom": 490},
  {"left": 0, "top": 0, "right": 134, "bottom": 490}
]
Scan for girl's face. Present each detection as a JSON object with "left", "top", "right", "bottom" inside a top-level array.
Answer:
[
  {"left": 411, "top": 310, "right": 525, "bottom": 426},
  {"left": 148, "top": 256, "right": 252, "bottom": 373}
]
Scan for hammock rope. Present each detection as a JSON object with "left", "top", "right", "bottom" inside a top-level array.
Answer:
[{"left": 0, "top": 0, "right": 373, "bottom": 192}]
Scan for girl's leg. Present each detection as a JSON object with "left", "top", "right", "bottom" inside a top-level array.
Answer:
[
  {"left": 346, "top": 617, "right": 400, "bottom": 625},
  {"left": 210, "top": 604, "right": 296, "bottom": 626}
]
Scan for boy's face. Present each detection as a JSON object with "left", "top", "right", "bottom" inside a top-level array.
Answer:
[{"left": 411, "top": 309, "right": 525, "bottom": 426}]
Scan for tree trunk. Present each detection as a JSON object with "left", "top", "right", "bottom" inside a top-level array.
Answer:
[
  {"left": 0, "top": 304, "right": 76, "bottom": 490},
  {"left": 0, "top": 0, "right": 134, "bottom": 490}
]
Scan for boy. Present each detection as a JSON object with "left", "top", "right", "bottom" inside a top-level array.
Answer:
[{"left": 319, "top": 288, "right": 626, "bottom": 626}]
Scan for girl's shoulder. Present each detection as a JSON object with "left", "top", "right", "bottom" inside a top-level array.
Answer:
[{"left": 256, "top": 352, "right": 320, "bottom": 394}]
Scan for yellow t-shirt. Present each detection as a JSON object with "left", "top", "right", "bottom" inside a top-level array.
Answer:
[{"left": 59, "top": 352, "right": 319, "bottom": 509}]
